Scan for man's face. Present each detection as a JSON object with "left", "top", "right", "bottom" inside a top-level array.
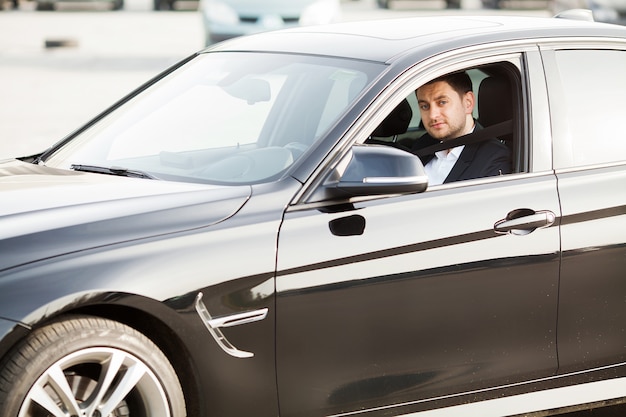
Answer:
[{"left": 416, "top": 81, "right": 475, "bottom": 141}]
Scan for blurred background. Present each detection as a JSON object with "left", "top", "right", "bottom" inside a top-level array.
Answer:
[{"left": 0, "top": 0, "right": 622, "bottom": 159}]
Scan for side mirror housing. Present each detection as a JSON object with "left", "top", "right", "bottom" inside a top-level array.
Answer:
[{"left": 313, "top": 145, "right": 428, "bottom": 202}]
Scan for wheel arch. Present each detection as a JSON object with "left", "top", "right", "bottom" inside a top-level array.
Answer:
[
  {"left": 75, "top": 302, "right": 203, "bottom": 415},
  {"left": 4, "top": 293, "right": 203, "bottom": 416}
]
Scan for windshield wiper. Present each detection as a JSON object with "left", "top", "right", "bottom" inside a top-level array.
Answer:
[{"left": 70, "top": 164, "right": 157, "bottom": 179}]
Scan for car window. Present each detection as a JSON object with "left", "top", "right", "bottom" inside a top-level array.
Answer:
[
  {"left": 43, "top": 53, "right": 383, "bottom": 185},
  {"left": 553, "top": 49, "right": 626, "bottom": 167},
  {"left": 367, "top": 60, "right": 523, "bottom": 186}
]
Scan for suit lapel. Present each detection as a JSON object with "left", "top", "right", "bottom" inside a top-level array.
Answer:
[
  {"left": 414, "top": 135, "right": 439, "bottom": 166},
  {"left": 443, "top": 143, "right": 478, "bottom": 183}
]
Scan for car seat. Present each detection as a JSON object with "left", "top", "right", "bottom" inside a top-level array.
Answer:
[
  {"left": 478, "top": 75, "right": 513, "bottom": 144},
  {"left": 367, "top": 99, "right": 414, "bottom": 151}
]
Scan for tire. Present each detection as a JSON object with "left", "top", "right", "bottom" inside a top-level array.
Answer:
[
  {"left": 481, "top": 0, "right": 500, "bottom": 8},
  {"left": 377, "top": 0, "right": 390, "bottom": 8},
  {"left": 0, "top": 315, "right": 186, "bottom": 417},
  {"left": 35, "top": 1, "right": 54, "bottom": 10},
  {"left": 154, "top": 0, "right": 174, "bottom": 10}
]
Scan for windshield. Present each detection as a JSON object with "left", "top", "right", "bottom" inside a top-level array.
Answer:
[{"left": 43, "top": 52, "right": 383, "bottom": 185}]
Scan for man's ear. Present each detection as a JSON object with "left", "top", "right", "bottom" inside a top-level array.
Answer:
[{"left": 464, "top": 91, "right": 475, "bottom": 114}]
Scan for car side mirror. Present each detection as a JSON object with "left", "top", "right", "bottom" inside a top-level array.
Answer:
[{"left": 312, "top": 145, "right": 428, "bottom": 202}]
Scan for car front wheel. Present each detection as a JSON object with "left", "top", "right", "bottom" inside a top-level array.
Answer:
[{"left": 0, "top": 315, "right": 186, "bottom": 417}]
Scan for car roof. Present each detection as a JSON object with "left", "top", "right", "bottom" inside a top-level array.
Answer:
[{"left": 206, "top": 14, "right": 626, "bottom": 63}]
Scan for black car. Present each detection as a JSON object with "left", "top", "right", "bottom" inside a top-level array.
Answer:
[{"left": 1, "top": 11, "right": 625, "bottom": 417}]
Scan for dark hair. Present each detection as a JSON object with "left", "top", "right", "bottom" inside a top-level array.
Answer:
[{"left": 424, "top": 71, "right": 473, "bottom": 97}]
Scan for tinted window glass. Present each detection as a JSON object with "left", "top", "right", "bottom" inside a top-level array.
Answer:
[{"left": 555, "top": 49, "right": 626, "bottom": 166}]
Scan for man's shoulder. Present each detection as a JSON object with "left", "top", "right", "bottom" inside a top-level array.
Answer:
[
  {"left": 470, "top": 137, "right": 510, "bottom": 155},
  {"left": 411, "top": 133, "right": 439, "bottom": 152},
  {"left": 471, "top": 122, "right": 510, "bottom": 154}
]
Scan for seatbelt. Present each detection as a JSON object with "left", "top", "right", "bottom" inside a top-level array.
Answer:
[{"left": 413, "top": 119, "right": 513, "bottom": 157}]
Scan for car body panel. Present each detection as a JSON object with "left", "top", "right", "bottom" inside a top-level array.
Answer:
[
  {"left": 0, "top": 159, "right": 251, "bottom": 272},
  {"left": 209, "top": 16, "right": 626, "bottom": 62},
  {"left": 276, "top": 174, "right": 561, "bottom": 416},
  {"left": 555, "top": 165, "right": 626, "bottom": 373},
  {"left": 0, "top": 178, "right": 300, "bottom": 416},
  {"left": 538, "top": 42, "right": 626, "bottom": 375}
]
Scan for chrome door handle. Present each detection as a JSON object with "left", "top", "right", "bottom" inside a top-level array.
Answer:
[{"left": 494, "top": 209, "right": 556, "bottom": 236}]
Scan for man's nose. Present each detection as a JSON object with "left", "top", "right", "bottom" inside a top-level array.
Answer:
[{"left": 427, "top": 105, "right": 440, "bottom": 120}]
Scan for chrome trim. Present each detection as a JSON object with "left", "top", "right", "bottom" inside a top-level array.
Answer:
[
  {"left": 403, "top": 377, "right": 626, "bottom": 417},
  {"left": 208, "top": 308, "right": 268, "bottom": 329},
  {"left": 363, "top": 176, "right": 426, "bottom": 184},
  {"left": 494, "top": 210, "right": 556, "bottom": 235},
  {"left": 194, "top": 292, "right": 268, "bottom": 359},
  {"left": 330, "top": 363, "right": 626, "bottom": 417}
]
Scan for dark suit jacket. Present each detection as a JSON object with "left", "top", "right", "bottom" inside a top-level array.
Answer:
[{"left": 412, "top": 124, "right": 511, "bottom": 184}]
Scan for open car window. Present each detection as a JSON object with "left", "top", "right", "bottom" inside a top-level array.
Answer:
[{"left": 366, "top": 61, "right": 524, "bottom": 183}]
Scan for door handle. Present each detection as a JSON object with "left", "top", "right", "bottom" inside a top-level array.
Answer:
[{"left": 494, "top": 209, "right": 556, "bottom": 236}]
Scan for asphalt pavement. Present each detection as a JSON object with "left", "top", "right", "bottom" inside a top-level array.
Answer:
[{"left": 0, "top": 0, "right": 549, "bottom": 159}]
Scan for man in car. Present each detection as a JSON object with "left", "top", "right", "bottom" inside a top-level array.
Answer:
[{"left": 412, "top": 71, "right": 511, "bottom": 185}]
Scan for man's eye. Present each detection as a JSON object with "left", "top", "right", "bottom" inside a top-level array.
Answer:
[{"left": 438, "top": 100, "right": 447, "bottom": 106}]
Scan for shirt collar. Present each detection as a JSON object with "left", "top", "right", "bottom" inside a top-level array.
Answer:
[
  {"left": 433, "top": 122, "right": 475, "bottom": 160},
  {"left": 434, "top": 144, "right": 465, "bottom": 160}
]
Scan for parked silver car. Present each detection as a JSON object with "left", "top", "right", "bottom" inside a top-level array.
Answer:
[{"left": 200, "top": 0, "right": 341, "bottom": 45}]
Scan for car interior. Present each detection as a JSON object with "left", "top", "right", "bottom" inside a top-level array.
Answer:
[{"left": 367, "top": 63, "right": 524, "bottom": 175}]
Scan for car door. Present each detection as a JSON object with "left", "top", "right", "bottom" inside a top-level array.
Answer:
[
  {"left": 542, "top": 45, "right": 626, "bottom": 375},
  {"left": 275, "top": 53, "right": 561, "bottom": 417}
]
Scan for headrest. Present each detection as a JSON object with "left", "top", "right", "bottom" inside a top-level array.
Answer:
[
  {"left": 372, "top": 99, "right": 413, "bottom": 137},
  {"left": 478, "top": 76, "right": 513, "bottom": 128}
]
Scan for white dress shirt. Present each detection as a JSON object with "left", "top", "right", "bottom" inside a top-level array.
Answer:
[{"left": 424, "top": 145, "right": 465, "bottom": 186}]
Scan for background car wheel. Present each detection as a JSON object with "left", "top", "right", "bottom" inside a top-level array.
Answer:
[
  {"left": 376, "top": 0, "right": 390, "bottom": 8},
  {"left": 445, "top": 0, "right": 461, "bottom": 8},
  {"left": 0, "top": 315, "right": 186, "bottom": 417},
  {"left": 481, "top": 0, "right": 501, "bottom": 8},
  {"left": 154, "top": 0, "right": 174, "bottom": 10},
  {"left": 35, "top": 1, "right": 54, "bottom": 10}
]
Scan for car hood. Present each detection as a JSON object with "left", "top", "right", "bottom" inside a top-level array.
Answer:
[{"left": 0, "top": 159, "right": 251, "bottom": 272}]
